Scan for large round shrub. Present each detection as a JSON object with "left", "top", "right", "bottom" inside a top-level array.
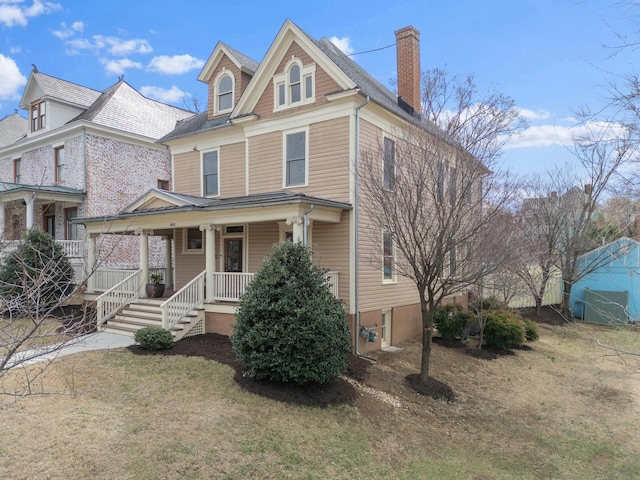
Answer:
[
  {"left": 231, "top": 242, "right": 351, "bottom": 384},
  {"left": 0, "top": 230, "right": 75, "bottom": 315},
  {"left": 434, "top": 304, "right": 474, "bottom": 341},
  {"left": 483, "top": 309, "right": 526, "bottom": 349}
]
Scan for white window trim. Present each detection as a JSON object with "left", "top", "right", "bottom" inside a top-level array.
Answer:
[
  {"left": 382, "top": 230, "right": 397, "bottom": 284},
  {"left": 214, "top": 68, "right": 235, "bottom": 115},
  {"left": 201, "top": 149, "right": 220, "bottom": 198},
  {"left": 273, "top": 57, "right": 316, "bottom": 112},
  {"left": 282, "top": 127, "right": 309, "bottom": 188},
  {"left": 182, "top": 227, "right": 204, "bottom": 254}
]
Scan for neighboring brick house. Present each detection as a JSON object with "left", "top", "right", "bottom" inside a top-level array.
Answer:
[
  {"left": 78, "top": 20, "right": 474, "bottom": 349},
  {"left": 0, "top": 71, "right": 193, "bottom": 282}
]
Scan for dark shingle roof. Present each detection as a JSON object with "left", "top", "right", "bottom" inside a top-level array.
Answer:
[
  {"left": 221, "top": 42, "right": 260, "bottom": 73},
  {"left": 158, "top": 112, "right": 231, "bottom": 143}
]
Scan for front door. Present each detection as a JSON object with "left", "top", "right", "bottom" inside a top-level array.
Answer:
[
  {"left": 43, "top": 204, "right": 55, "bottom": 238},
  {"left": 225, "top": 238, "right": 243, "bottom": 272},
  {"left": 381, "top": 310, "right": 392, "bottom": 348}
]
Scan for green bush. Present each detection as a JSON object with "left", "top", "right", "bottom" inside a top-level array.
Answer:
[
  {"left": 523, "top": 318, "right": 539, "bottom": 342},
  {"left": 470, "top": 296, "right": 508, "bottom": 314},
  {"left": 231, "top": 242, "right": 351, "bottom": 385},
  {"left": 0, "top": 230, "right": 75, "bottom": 316},
  {"left": 434, "top": 304, "right": 474, "bottom": 341},
  {"left": 483, "top": 309, "right": 526, "bottom": 349},
  {"left": 134, "top": 327, "right": 174, "bottom": 350}
]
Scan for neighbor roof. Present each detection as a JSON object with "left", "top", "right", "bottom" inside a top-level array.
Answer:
[
  {"left": 22, "top": 72, "right": 102, "bottom": 109},
  {"left": 0, "top": 113, "right": 27, "bottom": 148}
]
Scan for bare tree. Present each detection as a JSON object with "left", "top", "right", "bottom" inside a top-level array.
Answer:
[
  {"left": 359, "top": 123, "right": 518, "bottom": 381},
  {"left": 420, "top": 67, "right": 528, "bottom": 164}
]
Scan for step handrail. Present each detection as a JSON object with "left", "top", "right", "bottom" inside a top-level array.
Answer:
[
  {"left": 160, "top": 270, "right": 206, "bottom": 331},
  {"left": 96, "top": 269, "right": 143, "bottom": 327}
]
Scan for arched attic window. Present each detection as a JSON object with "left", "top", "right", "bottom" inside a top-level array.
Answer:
[
  {"left": 273, "top": 56, "right": 316, "bottom": 111},
  {"left": 215, "top": 70, "right": 234, "bottom": 114}
]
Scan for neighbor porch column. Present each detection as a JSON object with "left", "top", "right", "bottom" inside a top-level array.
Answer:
[
  {"left": 137, "top": 229, "right": 152, "bottom": 298},
  {"left": 164, "top": 236, "right": 173, "bottom": 290},
  {"left": 287, "top": 216, "right": 304, "bottom": 243},
  {"left": 200, "top": 224, "right": 216, "bottom": 302},
  {"left": 24, "top": 195, "right": 34, "bottom": 230},
  {"left": 86, "top": 233, "right": 97, "bottom": 293}
]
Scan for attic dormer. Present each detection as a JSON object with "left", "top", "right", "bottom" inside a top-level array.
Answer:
[{"left": 198, "top": 42, "right": 259, "bottom": 120}]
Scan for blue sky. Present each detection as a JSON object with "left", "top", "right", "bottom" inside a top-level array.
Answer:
[{"left": 0, "top": 0, "right": 636, "bottom": 175}]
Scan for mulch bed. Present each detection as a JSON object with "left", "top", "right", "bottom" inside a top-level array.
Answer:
[{"left": 128, "top": 333, "right": 372, "bottom": 407}]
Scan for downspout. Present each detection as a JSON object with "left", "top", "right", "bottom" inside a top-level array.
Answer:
[
  {"left": 303, "top": 204, "right": 314, "bottom": 246},
  {"left": 354, "top": 95, "right": 370, "bottom": 355}
]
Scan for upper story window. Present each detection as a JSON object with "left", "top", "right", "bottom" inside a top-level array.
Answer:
[
  {"left": 14, "top": 159, "right": 21, "bottom": 183},
  {"left": 157, "top": 179, "right": 170, "bottom": 191},
  {"left": 30, "top": 100, "right": 46, "bottom": 132},
  {"left": 273, "top": 57, "right": 316, "bottom": 111},
  {"left": 383, "top": 137, "right": 395, "bottom": 190},
  {"left": 215, "top": 71, "right": 234, "bottom": 114},
  {"left": 202, "top": 150, "right": 219, "bottom": 197},
  {"left": 383, "top": 230, "right": 396, "bottom": 283},
  {"left": 284, "top": 129, "right": 307, "bottom": 187},
  {"left": 54, "top": 146, "right": 65, "bottom": 183}
]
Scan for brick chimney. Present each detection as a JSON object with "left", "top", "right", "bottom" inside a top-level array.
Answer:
[{"left": 394, "top": 26, "right": 421, "bottom": 115}]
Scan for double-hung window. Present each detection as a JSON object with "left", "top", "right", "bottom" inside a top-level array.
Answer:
[
  {"left": 284, "top": 130, "right": 307, "bottom": 187},
  {"left": 216, "top": 73, "right": 233, "bottom": 114},
  {"left": 383, "top": 137, "right": 395, "bottom": 190},
  {"left": 383, "top": 231, "right": 395, "bottom": 282},
  {"left": 203, "top": 151, "right": 219, "bottom": 197},
  {"left": 31, "top": 100, "right": 45, "bottom": 132},
  {"left": 14, "top": 159, "right": 21, "bottom": 183},
  {"left": 54, "top": 146, "right": 65, "bottom": 183}
]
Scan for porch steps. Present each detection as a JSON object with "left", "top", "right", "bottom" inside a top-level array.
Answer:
[{"left": 102, "top": 298, "right": 205, "bottom": 341}]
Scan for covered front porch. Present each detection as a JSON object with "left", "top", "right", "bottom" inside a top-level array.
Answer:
[{"left": 77, "top": 190, "right": 351, "bottom": 339}]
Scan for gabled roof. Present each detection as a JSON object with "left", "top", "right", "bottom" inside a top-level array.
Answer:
[
  {"left": 122, "top": 188, "right": 214, "bottom": 213},
  {"left": 70, "top": 80, "right": 194, "bottom": 139},
  {"left": 0, "top": 113, "right": 27, "bottom": 147},
  {"left": 198, "top": 42, "right": 260, "bottom": 83},
  {"left": 20, "top": 72, "right": 102, "bottom": 110}
]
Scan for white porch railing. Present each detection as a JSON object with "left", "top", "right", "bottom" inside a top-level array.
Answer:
[
  {"left": 161, "top": 270, "right": 205, "bottom": 331},
  {"left": 211, "top": 271, "right": 339, "bottom": 302},
  {"left": 213, "top": 272, "right": 254, "bottom": 302},
  {"left": 58, "top": 240, "right": 84, "bottom": 258},
  {"left": 94, "top": 267, "right": 166, "bottom": 291},
  {"left": 96, "top": 269, "right": 143, "bottom": 327}
]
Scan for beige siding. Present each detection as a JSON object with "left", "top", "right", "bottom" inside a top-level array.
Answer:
[
  {"left": 173, "top": 227, "right": 211, "bottom": 289},
  {"left": 220, "top": 141, "right": 245, "bottom": 197},
  {"left": 173, "top": 150, "right": 200, "bottom": 196},
  {"left": 311, "top": 213, "right": 351, "bottom": 309},
  {"left": 305, "top": 117, "right": 350, "bottom": 202},
  {"left": 247, "top": 222, "right": 279, "bottom": 272},
  {"left": 248, "top": 131, "right": 282, "bottom": 194}
]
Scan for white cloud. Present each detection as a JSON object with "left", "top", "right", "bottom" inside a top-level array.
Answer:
[
  {"left": 0, "top": 54, "right": 27, "bottom": 100},
  {"left": 52, "top": 20, "right": 84, "bottom": 39},
  {"left": 147, "top": 54, "right": 205, "bottom": 75},
  {"left": 140, "top": 85, "right": 186, "bottom": 103},
  {"left": 517, "top": 108, "right": 551, "bottom": 120},
  {"left": 329, "top": 36, "right": 354, "bottom": 55},
  {"left": 0, "top": 0, "right": 61, "bottom": 27},
  {"left": 65, "top": 35, "right": 152, "bottom": 56},
  {"left": 101, "top": 58, "right": 143, "bottom": 76}
]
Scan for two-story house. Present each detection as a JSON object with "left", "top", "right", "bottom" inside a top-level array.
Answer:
[
  {"left": 77, "top": 20, "right": 472, "bottom": 350},
  {"left": 0, "top": 70, "right": 193, "bottom": 285}
]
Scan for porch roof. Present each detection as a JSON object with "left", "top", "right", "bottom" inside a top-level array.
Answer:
[
  {"left": 0, "top": 182, "right": 85, "bottom": 204},
  {"left": 74, "top": 190, "right": 352, "bottom": 233}
]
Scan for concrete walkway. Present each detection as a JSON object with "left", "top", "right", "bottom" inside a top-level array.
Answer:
[{"left": 4, "top": 332, "right": 135, "bottom": 369}]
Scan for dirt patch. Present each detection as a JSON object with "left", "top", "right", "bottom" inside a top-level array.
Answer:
[
  {"left": 520, "top": 305, "right": 568, "bottom": 325},
  {"left": 128, "top": 333, "right": 373, "bottom": 407}
]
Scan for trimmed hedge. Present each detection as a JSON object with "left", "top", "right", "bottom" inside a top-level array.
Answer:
[
  {"left": 134, "top": 327, "right": 174, "bottom": 350},
  {"left": 483, "top": 309, "right": 526, "bottom": 349},
  {"left": 434, "top": 304, "right": 474, "bottom": 341}
]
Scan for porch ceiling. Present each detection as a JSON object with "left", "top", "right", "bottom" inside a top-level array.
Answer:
[{"left": 75, "top": 190, "right": 351, "bottom": 234}]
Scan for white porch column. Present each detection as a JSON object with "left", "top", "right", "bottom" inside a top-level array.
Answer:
[
  {"left": 200, "top": 224, "right": 217, "bottom": 302},
  {"left": 164, "top": 236, "right": 173, "bottom": 289},
  {"left": 0, "top": 203, "right": 5, "bottom": 238},
  {"left": 25, "top": 196, "right": 35, "bottom": 230},
  {"left": 86, "top": 233, "right": 97, "bottom": 293},
  {"left": 287, "top": 216, "right": 304, "bottom": 243},
  {"left": 137, "top": 229, "right": 152, "bottom": 298}
]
